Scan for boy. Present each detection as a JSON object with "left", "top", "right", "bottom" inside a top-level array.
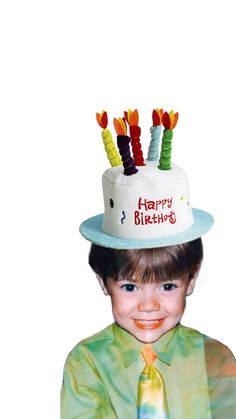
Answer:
[
  {"left": 61, "top": 109, "right": 236, "bottom": 418},
  {"left": 61, "top": 240, "right": 236, "bottom": 418}
]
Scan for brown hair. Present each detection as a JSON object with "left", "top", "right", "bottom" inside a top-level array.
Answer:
[{"left": 89, "top": 238, "right": 203, "bottom": 285}]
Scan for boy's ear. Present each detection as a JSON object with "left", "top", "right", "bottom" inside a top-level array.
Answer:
[
  {"left": 186, "top": 265, "right": 201, "bottom": 296},
  {"left": 96, "top": 275, "right": 109, "bottom": 296}
]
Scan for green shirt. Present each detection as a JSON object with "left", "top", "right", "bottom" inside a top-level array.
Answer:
[{"left": 61, "top": 323, "right": 236, "bottom": 418}]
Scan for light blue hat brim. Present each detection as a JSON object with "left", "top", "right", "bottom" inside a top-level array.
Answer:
[{"left": 79, "top": 208, "right": 214, "bottom": 249}]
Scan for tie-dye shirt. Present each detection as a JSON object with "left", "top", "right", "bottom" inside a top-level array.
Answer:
[{"left": 61, "top": 323, "right": 236, "bottom": 419}]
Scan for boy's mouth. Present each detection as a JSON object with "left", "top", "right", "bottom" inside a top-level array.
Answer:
[{"left": 133, "top": 319, "right": 164, "bottom": 330}]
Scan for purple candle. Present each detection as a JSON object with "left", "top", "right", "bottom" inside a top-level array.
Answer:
[{"left": 113, "top": 117, "right": 138, "bottom": 176}]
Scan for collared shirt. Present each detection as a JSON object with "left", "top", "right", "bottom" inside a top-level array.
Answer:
[{"left": 61, "top": 323, "right": 236, "bottom": 419}]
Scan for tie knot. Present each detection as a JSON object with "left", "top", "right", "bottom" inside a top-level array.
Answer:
[{"left": 141, "top": 344, "right": 157, "bottom": 366}]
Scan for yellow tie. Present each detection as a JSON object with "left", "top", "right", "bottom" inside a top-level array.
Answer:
[{"left": 137, "top": 344, "right": 169, "bottom": 419}]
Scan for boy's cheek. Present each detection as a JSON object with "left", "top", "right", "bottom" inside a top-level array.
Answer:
[{"left": 164, "top": 296, "right": 186, "bottom": 315}]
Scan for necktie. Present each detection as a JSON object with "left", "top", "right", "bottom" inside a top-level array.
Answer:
[{"left": 137, "top": 344, "right": 169, "bottom": 419}]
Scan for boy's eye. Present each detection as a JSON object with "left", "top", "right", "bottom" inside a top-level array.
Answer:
[
  {"left": 121, "top": 284, "right": 137, "bottom": 292},
  {"left": 160, "top": 283, "right": 177, "bottom": 292}
]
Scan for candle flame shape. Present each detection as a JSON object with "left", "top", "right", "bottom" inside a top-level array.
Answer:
[
  {"left": 96, "top": 111, "right": 108, "bottom": 129},
  {"left": 124, "top": 109, "right": 139, "bottom": 126},
  {"left": 113, "top": 117, "right": 127, "bottom": 135},
  {"left": 152, "top": 108, "right": 164, "bottom": 126},
  {"left": 162, "top": 110, "right": 179, "bottom": 130}
]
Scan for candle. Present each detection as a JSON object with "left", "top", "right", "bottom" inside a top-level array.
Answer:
[
  {"left": 113, "top": 117, "right": 138, "bottom": 176},
  {"left": 96, "top": 111, "right": 122, "bottom": 167},
  {"left": 124, "top": 109, "right": 145, "bottom": 166},
  {"left": 158, "top": 110, "right": 179, "bottom": 170},
  {"left": 147, "top": 108, "right": 164, "bottom": 162}
]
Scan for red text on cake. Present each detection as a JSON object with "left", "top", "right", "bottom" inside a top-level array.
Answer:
[
  {"left": 134, "top": 211, "right": 176, "bottom": 225},
  {"left": 138, "top": 197, "right": 173, "bottom": 211}
]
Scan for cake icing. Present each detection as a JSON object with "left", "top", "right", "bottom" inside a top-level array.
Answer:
[{"left": 102, "top": 163, "right": 193, "bottom": 239}]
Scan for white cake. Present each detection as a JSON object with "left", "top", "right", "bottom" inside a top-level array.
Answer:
[{"left": 102, "top": 164, "right": 193, "bottom": 240}]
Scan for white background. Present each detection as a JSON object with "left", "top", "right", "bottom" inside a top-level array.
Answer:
[{"left": 0, "top": 1, "right": 235, "bottom": 418}]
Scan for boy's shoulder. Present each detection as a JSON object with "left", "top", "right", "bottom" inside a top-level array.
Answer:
[
  {"left": 80, "top": 323, "right": 115, "bottom": 345},
  {"left": 178, "top": 324, "right": 235, "bottom": 363},
  {"left": 68, "top": 323, "right": 115, "bottom": 360},
  {"left": 178, "top": 324, "right": 205, "bottom": 339}
]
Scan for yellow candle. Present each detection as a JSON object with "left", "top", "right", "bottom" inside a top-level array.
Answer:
[
  {"left": 101, "top": 128, "right": 122, "bottom": 167},
  {"left": 96, "top": 111, "right": 122, "bottom": 167}
]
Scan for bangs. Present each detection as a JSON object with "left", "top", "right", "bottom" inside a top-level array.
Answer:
[
  {"left": 115, "top": 248, "right": 192, "bottom": 283},
  {"left": 114, "top": 241, "right": 202, "bottom": 283},
  {"left": 89, "top": 239, "right": 203, "bottom": 285}
]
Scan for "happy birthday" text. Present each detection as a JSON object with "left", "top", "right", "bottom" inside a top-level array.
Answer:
[{"left": 134, "top": 197, "right": 176, "bottom": 226}]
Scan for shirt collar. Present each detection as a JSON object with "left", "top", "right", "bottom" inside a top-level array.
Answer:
[{"left": 112, "top": 322, "right": 180, "bottom": 367}]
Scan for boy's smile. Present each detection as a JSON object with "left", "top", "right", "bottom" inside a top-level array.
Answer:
[
  {"left": 133, "top": 318, "right": 165, "bottom": 330},
  {"left": 103, "top": 275, "right": 196, "bottom": 343}
]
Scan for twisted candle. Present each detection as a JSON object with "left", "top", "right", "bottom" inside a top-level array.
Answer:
[
  {"left": 158, "top": 110, "right": 179, "bottom": 171},
  {"left": 147, "top": 109, "right": 163, "bottom": 162},
  {"left": 96, "top": 111, "right": 122, "bottom": 167},
  {"left": 114, "top": 117, "right": 138, "bottom": 176},
  {"left": 117, "top": 135, "right": 138, "bottom": 175},
  {"left": 130, "top": 125, "right": 145, "bottom": 166},
  {"left": 124, "top": 109, "right": 145, "bottom": 166},
  {"left": 158, "top": 129, "right": 173, "bottom": 170},
  {"left": 148, "top": 125, "right": 162, "bottom": 161},
  {"left": 101, "top": 128, "right": 122, "bottom": 166}
]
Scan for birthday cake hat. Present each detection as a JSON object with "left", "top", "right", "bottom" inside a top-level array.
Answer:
[{"left": 80, "top": 109, "right": 214, "bottom": 249}]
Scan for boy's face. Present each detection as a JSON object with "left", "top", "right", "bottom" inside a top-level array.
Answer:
[{"left": 102, "top": 274, "right": 196, "bottom": 343}]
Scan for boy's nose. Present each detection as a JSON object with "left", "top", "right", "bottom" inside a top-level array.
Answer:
[{"left": 137, "top": 295, "right": 160, "bottom": 312}]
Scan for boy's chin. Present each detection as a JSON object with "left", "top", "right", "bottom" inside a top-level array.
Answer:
[{"left": 133, "top": 330, "right": 165, "bottom": 344}]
